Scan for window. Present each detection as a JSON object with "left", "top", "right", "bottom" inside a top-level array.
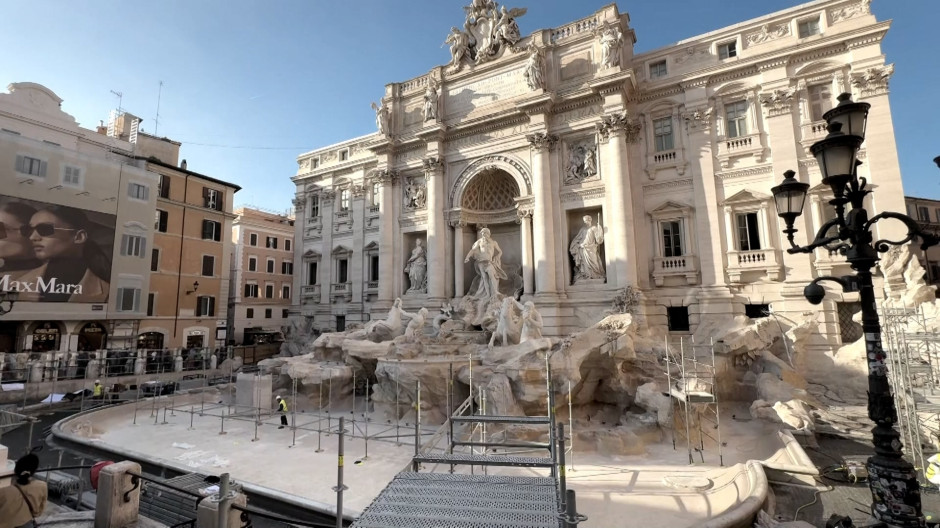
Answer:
[
  {"left": 371, "top": 183, "right": 380, "bottom": 206},
  {"left": 281, "top": 261, "right": 294, "bottom": 275},
  {"left": 649, "top": 60, "right": 667, "bottom": 79},
  {"left": 155, "top": 210, "right": 168, "bottom": 232},
  {"left": 662, "top": 221, "right": 683, "bottom": 257},
  {"left": 265, "top": 284, "right": 274, "bottom": 299},
  {"left": 336, "top": 315, "right": 346, "bottom": 332},
  {"left": 917, "top": 206, "right": 930, "bottom": 222},
  {"left": 666, "top": 306, "right": 690, "bottom": 331},
  {"left": 265, "top": 308, "right": 273, "bottom": 319},
  {"left": 128, "top": 182, "right": 150, "bottom": 200},
  {"left": 285, "top": 239, "right": 291, "bottom": 252},
  {"left": 282, "top": 285, "right": 291, "bottom": 299},
  {"left": 151, "top": 248, "right": 160, "bottom": 272},
  {"left": 808, "top": 84, "right": 833, "bottom": 121},
  {"left": 745, "top": 304, "right": 770, "bottom": 318},
  {"left": 310, "top": 195, "right": 320, "bottom": 218},
  {"left": 282, "top": 309, "right": 289, "bottom": 318},
  {"left": 340, "top": 189, "right": 350, "bottom": 211},
  {"left": 370, "top": 255, "right": 380, "bottom": 282},
  {"left": 244, "top": 283, "right": 259, "bottom": 298},
  {"left": 798, "top": 17, "right": 821, "bottom": 38},
  {"left": 15, "top": 155, "right": 46, "bottom": 177},
  {"left": 718, "top": 41, "right": 737, "bottom": 60},
  {"left": 204, "top": 188, "right": 223, "bottom": 211},
  {"left": 735, "top": 212, "right": 762, "bottom": 251},
  {"left": 339, "top": 149, "right": 349, "bottom": 161},
  {"left": 116, "top": 287, "right": 141, "bottom": 312},
  {"left": 202, "top": 219, "right": 222, "bottom": 241},
  {"left": 312, "top": 158, "right": 319, "bottom": 169},
  {"left": 266, "top": 259, "right": 275, "bottom": 273},
  {"left": 266, "top": 236, "right": 278, "bottom": 249},
  {"left": 63, "top": 165, "right": 82, "bottom": 187},
  {"left": 249, "top": 233, "right": 258, "bottom": 246},
  {"left": 338, "top": 259, "right": 349, "bottom": 283},
  {"left": 147, "top": 293, "right": 156, "bottom": 316},
  {"left": 158, "top": 174, "right": 171, "bottom": 198},
  {"left": 196, "top": 296, "right": 216, "bottom": 317},
  {"left": 248, "top": 257, "right": 257, "bottom": 272},
  {"left": 725, "top": 100, "right": 748, "bottom": 138},
  {"left": 202, "top": 255, "right": 215, "bottom": 276},
  {"left": 247, "top": 308, "right": 254, "bottom": 319},
  {"left": 120, "top": 234, "right": 147, "bottom": 257},
  {"left": 308, "top": 262, "right": 318, "bottom": 285},
  {"left": 652, "top": 117, "right": 674, "bottom": 152}
]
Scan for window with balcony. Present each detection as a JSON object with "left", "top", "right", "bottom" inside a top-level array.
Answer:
[
  {"left": 310, "top": 195, "right": 320, "bottom": 218},
  {"left": 340, "top": 189, "right": 350, "bottom": 211},
  {"left": 662, "top": 220, "right": 683, "bottom": 257},
  {"left": 338, "top": 259, "right": 349, "bottom": 283},
  {"left": 370, "top": 255, "right": 380, "bottom": 282},
  {"left": 371, "top": 183, "right": 380, "bottom": 206},
  {"left": 308, "top": 261, "right": 318, "bottom": 285},
  {"left": 653, "top": 117, "right": 674, "bottom": 152},
  {"left": 718, "top": 41, "right": 737, "bottom": 60},
  {"left": 808, "top": 84, "right": 833, "bottom": 122},
  {"left": 798, "top": 17, "right": 821, "bottom": 38},
  {"left": 649, "top": 201, "right": 698, "bottom": 287},
  {"left": 725, "top": 100, "right": 748, "bottom": 138},
  {"left": 735, "top": 212, "right": 762, "bottom": 251}
]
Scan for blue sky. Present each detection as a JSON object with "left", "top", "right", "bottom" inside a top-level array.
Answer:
[{"left": 3, "top": 0, "right": 939, "bottom": 211}]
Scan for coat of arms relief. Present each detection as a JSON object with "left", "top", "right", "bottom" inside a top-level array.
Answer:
[{"left": 444, "top": 0, "right": 528, "bottom": 72}]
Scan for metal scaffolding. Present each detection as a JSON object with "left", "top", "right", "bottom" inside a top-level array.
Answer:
[
  {"left": 665, "top": 336, "right": 723, "bottom": 466},
  {"left": 882, "top": 302, "right": 940, "bottom": 487}
]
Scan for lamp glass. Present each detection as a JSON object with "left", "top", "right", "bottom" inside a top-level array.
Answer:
[
  {"left": 771, "top": 173, "right": 809, "bottom": 219},
  {"left": 823, "top": 94, "right": 870, "bottom": 139}
]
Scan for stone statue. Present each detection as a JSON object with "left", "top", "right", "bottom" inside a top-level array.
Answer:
[
  {"left": 371, "top": 101, "right": 390, "bottom": 136},
  {"left": 423, "top": 82, "right": 439, "bottom": 122},
  {"left": 403, "top": 178, "right": 426, "bottom": 209},
  {"left": 403, "top": 307, "right": 429, "bottom": 341},
  {"left": 570, "top": 214, "right": 606, "bottom": 282},
  {"left": 464, "top": 227, "right": 507, "bottom": 300},
  {"left": 494, "top": 5, "right": 525, "bottom": 48},
  {"left": 523, "top": 43, "right": 544, "bottom": 91},
  {"left": 565, "top": 144, "right": 598, "bottom": 183},
  {"left": 583, "top": 148, "right": 597, "bottom": 176},
  {"left": 461, "top": 1, "right": 527, "bottom": 66},
  {"left": 599, "top": 26, "right": 623, "bottom": 69},
  {"left": 518, "top": 300, "right": 543, "bottom": 343},
  {"left": 489, "top": 296, "right": 521, "bottom": 348},
  {"left": 362, "top": 297, "right": 407, "bottom": 341},
  {"left": 404, "top": 239, "right": 428, "bottom": 293},
  {"left": 444, "top": 27, "right": 470, "bottom": 72},
  {"left": 432, "top": 302, "right": 455, "bottom": 337}
]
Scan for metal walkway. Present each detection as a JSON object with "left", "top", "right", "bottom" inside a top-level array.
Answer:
[{"left": 351, "top": 356, "right": 579, "bottom": 528}]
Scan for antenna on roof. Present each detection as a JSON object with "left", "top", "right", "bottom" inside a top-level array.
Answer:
[
  {"left": 110, "top": 90, "right": 123, "bottom": 114},
  {"left": 154, "top": 80, "right": 163, "bottom": 136}
]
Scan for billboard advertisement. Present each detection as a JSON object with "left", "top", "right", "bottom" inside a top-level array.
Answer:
[{"left": 0, "top": 194, "right": 116, "bottom": 302}]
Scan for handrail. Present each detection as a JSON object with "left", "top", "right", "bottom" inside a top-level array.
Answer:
[
  {"left": 126, "top": 470, "right": 204, "bottom": 498},
  {"left": 230, "top": 503, "right": 335, "bottom": 528},
  {"left": 419, "top": 394, "right": 473, "bottom": 456}
]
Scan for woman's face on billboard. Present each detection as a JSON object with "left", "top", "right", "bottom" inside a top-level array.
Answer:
[
  {"left": 28, "top": 210, "right": 86, "bottom": 260},
  {"left": 0, "top": 209, "right": 35, "bottom": 261}
]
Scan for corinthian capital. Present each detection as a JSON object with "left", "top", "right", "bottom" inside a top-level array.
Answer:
[
  {"left": 422, "top": 156, "right": 444, "bottom": 174},
  {"left": 596, "top": 111, "right": 642, "bottom": 143},
  {"left": 852, "top": 64, "right": 894, "bottom": 98},
  {"left": 525, "top": 132, "right": 558, "bottom": 152},
  {"left": 373, "top": 169, "right": 400, "bottom": 186}
]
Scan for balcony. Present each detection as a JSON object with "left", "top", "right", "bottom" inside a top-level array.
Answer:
[
  {"left": 651, "top": 255, "right": 699, "bottom": 286},
  {"left": 368, "top": 204, "right": 380, "bottom": 216},
  {"left": 365, "top": 280, "right": 379, "bottom": 291},
  {"left": 331, "top": 282, "right": 352, "bottom": 303},
  {"left": 800, "top": 120, "right": 828, "bottom": 150},
  {"left": 301, "top": 284, "right": 321, "bottom": 303},
  {"left": 716, "top": 132, "right": 765, "bottom": 168},
  {"left": 727, "top": 249, "right": 781, "bottom": 282}
]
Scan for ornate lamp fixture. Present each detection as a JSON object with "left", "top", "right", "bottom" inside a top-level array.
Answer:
[{"left": 771, "top": 93, "right": 939, "bottom": 527}]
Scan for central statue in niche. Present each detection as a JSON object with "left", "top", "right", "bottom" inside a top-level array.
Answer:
[{"left": 464, "top": 227, "right": 506, "bottom": 300}]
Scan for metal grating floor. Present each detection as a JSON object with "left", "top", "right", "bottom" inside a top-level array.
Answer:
[
  {"left": 352, "top": 472, "right": 558, "bottom": 528},
  {"left": 451, "top": 415, "right": 551, "bottom": 424}
]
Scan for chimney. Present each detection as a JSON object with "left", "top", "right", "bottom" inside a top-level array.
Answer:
[
  {"left": 97, "top": 120, "right": 107, "bottom": 135},
  {"left": 180, "top": 159, "right": 187, "bottom": 170}
]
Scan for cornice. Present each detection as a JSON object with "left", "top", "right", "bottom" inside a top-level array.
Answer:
[
  {"left": 642, "top": 178, "right": 693, "bottom": 193},
  {"left": 714, "top": 164, "right": 774, "bottom": 181}
]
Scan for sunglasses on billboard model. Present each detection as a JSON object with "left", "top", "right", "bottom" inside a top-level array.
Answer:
[{"left": 20, "top": 223, "right": 79, "bottom": 238}]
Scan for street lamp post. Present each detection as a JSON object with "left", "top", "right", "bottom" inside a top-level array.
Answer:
[{"left": 771, "top": 93, "right": 939, "bottom": 527}]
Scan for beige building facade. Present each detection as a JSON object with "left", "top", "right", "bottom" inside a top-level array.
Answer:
[
  {"left": 292, "top": 0, "right": 906, "bottom": 352},
  {"left": 231, "top": 208, "right": 295, "bottom": 344},
  {"left": 906, "top": 196, "right": 940, "bottom": 291}
]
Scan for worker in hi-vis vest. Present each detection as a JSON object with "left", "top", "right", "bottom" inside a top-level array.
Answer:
[
  {"left": 276, "top": 395, "right": 288, "bottom": 429},
  {"left": 92, "top": 380, "right": 103, "bottom": 399}
]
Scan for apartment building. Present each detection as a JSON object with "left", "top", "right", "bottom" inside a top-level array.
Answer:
[
  {"left": 906, "top": 196, "right": 940, "bottom": 291},
  {"left": 230, "top": 208, "right": 295, "bottom": 344}
]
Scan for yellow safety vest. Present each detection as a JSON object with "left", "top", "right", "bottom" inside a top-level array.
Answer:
[
  {"left": 278, "top": 400, "right": 288, "bottom": 412},
  {"left": 93, "top": 384, "right": 102, "bottom": 397}
]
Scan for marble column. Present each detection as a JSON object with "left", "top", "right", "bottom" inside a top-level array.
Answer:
[
  {"left": 376, "top": 170, "right": 398, "bottom": 304},
  {"left": 318, "top": 190, "right": 335, "bottom": 305},
  {"left": 423, "top": 157, "right": 446, "bottom": 302},
  {"left": 452, "top": 221, "right": 465, "bottom": 297},
  {"left": 525, "top": 132, "right": 558, "bottom": 295},
  {"left": 290, "top": 194, "right": 306, "bottom": 310},
  {"left": 518, "top": 209, "right": 535, "bottom": 296},
  {"left": 597, "top": 113, "right": 640, "bottom": 288}
]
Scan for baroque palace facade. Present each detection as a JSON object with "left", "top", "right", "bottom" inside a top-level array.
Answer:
[{"left": 291, "top": 0, "right": 903, "bottom": 352}]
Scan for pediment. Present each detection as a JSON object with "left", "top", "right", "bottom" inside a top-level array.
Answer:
[
  {"left": 794, "top": 60, "right": 843, "bottom": 78},
  {"left": 363, "top": 241, "right": 379, "bottom": 251},
  {"left": 720, "top": 189, "right": 769, "bottom": 205},
  {"left": 303, "top": 249, "right": 321, "bottom": 259},
  {"left": 331, "top": 244, "right": 353, "bottom": 256},
  {"left": 649, "top": 199, "right": 692, "bottom": 214}
]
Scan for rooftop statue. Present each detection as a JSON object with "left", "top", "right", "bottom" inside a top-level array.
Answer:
[
  {"left": 371, "top": 100, "right": 390, "bottom": 136},
  {"left": 445, "top": 1, "right": 527, "bottom": 70}
]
